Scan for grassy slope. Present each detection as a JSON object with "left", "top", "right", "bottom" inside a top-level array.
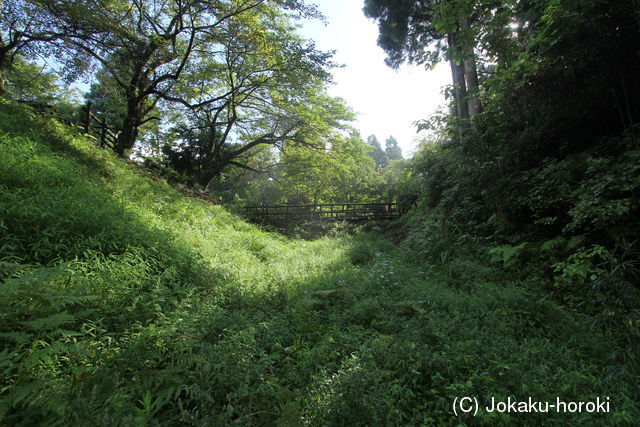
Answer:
[{"left": 0, "top": 100, "right": 637, "bottom": 425}]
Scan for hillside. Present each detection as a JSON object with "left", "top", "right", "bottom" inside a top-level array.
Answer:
[{"left": 0, "top": 100, "right": 637, "bottom": 424}]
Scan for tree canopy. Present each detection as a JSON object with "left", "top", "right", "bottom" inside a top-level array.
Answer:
[
  {"left": 4, "top": 0, "right": 330, "bottom": 158},
  {"left": 384, "top": 135, "right": 402, "bottom": 161}
]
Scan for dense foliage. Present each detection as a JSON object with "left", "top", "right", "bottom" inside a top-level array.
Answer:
[
  {"left": 1, "top": 0, "right": 408, "bottom": 205},
  {"left": 368, "top": 0, "right": 640, "bottom": 370},
  {"left": 2, "top": 0, "right": 640, "bottom": 423},
  {"left": 1, "top": 101, "right": 637, "bottom": 424}
]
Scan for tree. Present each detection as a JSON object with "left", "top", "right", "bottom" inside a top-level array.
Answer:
[
  {"left": 4, "top": 56, "right": 59, "bottom": 102},
  {"left": 164, "top": 87, "right": 352, "bottom": 189},
  {"left": 384, "top": 135, "right": 403, "bottom": 160},
  {"left": 205, "top": 144, "right": 281, "bottom": 204},
  {"left": 278, "top": 132, "right": 382, "bottom": 204},
  {"left": 0, "top": 0, "right": 73, "bottom": 96},
  {"left": 160, "top": 5, "right": 348, "bottom": 187},
  {"left": 381, "top": 157, "right": 411, "bottom": 204},
  {"left": 366, "top": 134, "right": 388, "bottom": 168},
  {"left": 34, "top": 0, "right": 308, "bottom": 156},
  {"left": 84, "top": 67, "right": 128, "bottom": 130},
  {"left": 363, "top": 0, "right": 482, "bottom": 121}
]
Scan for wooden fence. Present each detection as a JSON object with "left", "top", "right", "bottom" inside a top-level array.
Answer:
[
  {"left": 19, "top": 100, "right": 119, "bottom": 149},
  {"left": 244, "top": 202, "right": 400, "bottom": 223},
  {"left": 79, "top": 101, "right": 119, "bottom": 149}
]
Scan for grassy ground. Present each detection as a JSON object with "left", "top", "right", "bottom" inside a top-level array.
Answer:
[{"left": 0, "top": 100, "right": 637, "bottom": 425}]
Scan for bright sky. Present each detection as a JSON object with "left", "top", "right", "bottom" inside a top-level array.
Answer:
[{"left": 298, "top": 0, "right": 451, "bottom": 157}]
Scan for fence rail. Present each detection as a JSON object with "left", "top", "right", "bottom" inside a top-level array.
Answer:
[
  {"left": 80, "top": 101, "right": 119, "bottom": 149},
  {"left": 19, "top": 100, "right": 119, "bottom": 149},
  {"left": 244, "top": 202, "right": 400, "bottom": 222}
]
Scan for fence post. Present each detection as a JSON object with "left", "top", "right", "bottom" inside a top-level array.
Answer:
[{"left": 100, "top": 116, "right": 107, "bottom": 147}]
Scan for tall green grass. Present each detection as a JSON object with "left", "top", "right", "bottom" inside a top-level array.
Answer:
[{"left": 0, "top": 100, "right": 637, "bottom": 425}]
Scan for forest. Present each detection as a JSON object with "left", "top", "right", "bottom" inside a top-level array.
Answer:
[{"left": 1, "top": 0, "right": 639, "bottom": 424}]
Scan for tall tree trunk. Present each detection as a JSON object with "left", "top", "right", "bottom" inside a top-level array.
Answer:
[
  {"left": 115, "top": 61, "right": 151, "bottom": 157},
  {"left": 201, "top": 158, "right": 226, "bottom": 190},
  {"left": 461, "top": 20, "right": 481, "bottom": 117},
  {"left": 447, "top": 32, "right": 469, "bottom": 121},
  {"left": 115, "top": 87, "right": 145, "bottom": 157},
  {"left": 0, "top": 49, "right": 7, "bottom": 97},
  {"left": 464, "top": 53, "right": 481, "bottom": 117},
  {"left": 0, "top": 0, "right": 9, "bottom": 97},
  {"left": 447, "top": 32, "right": 469, "bottom": 144},
  {"left": 115, "top": 108, "right": 140, "bottom": 157}
]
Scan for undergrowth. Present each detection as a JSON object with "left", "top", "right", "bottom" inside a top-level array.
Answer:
[{"left": 1, "top": 100, "right": 638, "bottom": 424}]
